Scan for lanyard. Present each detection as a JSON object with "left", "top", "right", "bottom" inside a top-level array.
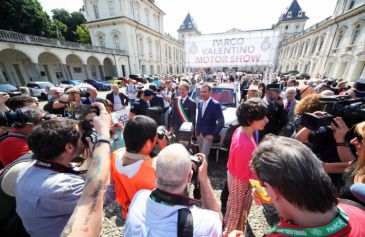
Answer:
[
  {"left": 266, "top": 207, "right": 349, "bottom": 237},
  {"left": 34, "top": 159, "right": 87, "bottom": 175}
]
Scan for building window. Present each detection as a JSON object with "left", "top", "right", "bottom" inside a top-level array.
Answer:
[
  {"left": 93, "top": 4, "right": 100, "bottom": 19},
  {"left": 350, "top": 24, "right": 361, "bottom": 45},
  {"left": 134, "top": 1, "right": 140, "bottom": 21},
  {"left": 304, "top": 40, "right": 310, "bottom": 54},
  {"left": 53, "top": 64, "right": 64, "bottom": 79},
  {"left": 108, "top": 0, "right": 115, "bottom": 17},
  {"left": 90, "top": 65, "right": 97, "bottom": 78},
  {"left": 113, "top": 33, "right": 121, "bottom": 49},
  {"left": 348, "top": 0, "right": 356, "bottom": 10},
  {"left": 144, "top": 8, "right": 150, "bottom": 27},
  {"left": 285, "top": 25, "right": 289, "bottom": 30},
  {"left": 335, "top": 30, "right": 345, "bottom": 48},
  {"left": 311, "top": 37, "right": 318, "bottom": 54},
  {"left": 98, "top": 35, "right": 105, "bottom": 47},
  {"left": 318, "top": 36, "right": 325, "bottom": 52},
  {"left": 138, "top": 36, "right": 144, "bottom": 56},
  {"left": 298, "top": 11, "right": 303, "bottom": 17},
  {"left": 155, "top": 41, "right": 159, "bottom": 59},
  {"left": 287, "top": 11, "right": 292, "bottom": 18},
  {"left": 148, "top": 38, "right": 152, "bottom": 57}
]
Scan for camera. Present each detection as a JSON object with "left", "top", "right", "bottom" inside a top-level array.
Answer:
[
  {"left": 301, "top": 113, "right": 334, "bottom": 131},
  {"left": 0, "top": 110, "right": 28, "bottom": 127}
]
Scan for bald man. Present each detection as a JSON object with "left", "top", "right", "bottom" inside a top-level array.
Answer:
[{"left": 106, "top": 84, "right": 129, "bottom": 111}]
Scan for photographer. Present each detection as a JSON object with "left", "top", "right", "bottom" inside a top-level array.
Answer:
[
  {"left": 15, "top": 105, "right": 111, "bottom": 237},
  {"left": 125, "top": 144, "right": 222, "bottom": 237},
  {"left": 0, "top": 106, "right": 45, "bottom": 167},
  {"left": 296, "top": 113, "right": 356, "bottom": 191}
]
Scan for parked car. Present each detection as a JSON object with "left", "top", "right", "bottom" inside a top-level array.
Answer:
[
  {"left": 59, "top": 80, "right": 88, "bottom": 88},
  {"left": 0, "top": 83, "right": 21, "bottom": 97},
  {"left": 190, "top": 83, "right": 240, "bottom": 154},
  {"left": 84, "top": 79, "right": 111, "bottom": 91},
  {"left": 129, "top": 74, "right": 147, "bottom": 84},
  {"left": 105, "top": 77, "right": 124, "bottom": 87},
  {"left": 26, "top": 81, "right": 56, "bottom": 99}
]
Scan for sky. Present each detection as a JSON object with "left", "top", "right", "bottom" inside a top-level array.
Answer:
[{"left": 39, "top": 0, "right": 337, "bottom": 38}]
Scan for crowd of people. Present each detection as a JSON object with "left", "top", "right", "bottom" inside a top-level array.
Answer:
[{"left": 0, "top": 71, "right": 365, "bottom": 237}]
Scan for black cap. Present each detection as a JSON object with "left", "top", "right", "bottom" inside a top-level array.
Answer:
[
  {"left": 143, "top": 89, "right": 154, "bottom": 97},
  {"left": 266, "top": 83, "right": 282, "bottom": 92},
  {"left": 353, "top": 78, "right": 365, "bottom": 97}
]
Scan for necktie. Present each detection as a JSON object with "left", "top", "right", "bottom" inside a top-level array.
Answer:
[{"left": 286, "top": 101, "right": 291, "bottom": 112}]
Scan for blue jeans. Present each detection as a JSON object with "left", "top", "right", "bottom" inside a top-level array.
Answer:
[{"left": 350, "top": 183, "right": 365, "bottom": 204}]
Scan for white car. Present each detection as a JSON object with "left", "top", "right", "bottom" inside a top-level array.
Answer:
[
  {"left": 26, "top": 81, "right": 56, "bottom": 99},
  {"left": 190, "top": 83, "right": 240, "bottom": 157}
]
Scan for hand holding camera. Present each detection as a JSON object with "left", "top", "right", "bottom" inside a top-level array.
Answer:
[{"left": 331, "top": 117, "right": 349, "bottom": 143}]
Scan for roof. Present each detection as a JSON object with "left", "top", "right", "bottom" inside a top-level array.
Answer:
[
  {"left": 178, "top": 13, "right": 199, "bottom": 32},
  {"left": 279, "top": 0, "right": 309, "bottom": 22}
]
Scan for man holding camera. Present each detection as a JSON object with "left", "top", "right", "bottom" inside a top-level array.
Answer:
[
  {"left": 125, "top": 143, "right": 222, "bottom": 237},
  {"left": 15, "top": 105, "right": 112, "bottom": 237}
]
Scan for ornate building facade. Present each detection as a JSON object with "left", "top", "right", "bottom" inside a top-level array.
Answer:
[
  {"left": 277, "top": 0, "right": 365, "bottom": 81},
  {"left": 84, "top": 0, "right": 185, "bottom": 75}
]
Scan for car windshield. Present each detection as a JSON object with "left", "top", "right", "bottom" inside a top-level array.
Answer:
[
  {"left": 38, "top": 82, "right": 55, "bottom": 89},
  {"left": 70, "top": 80, "right": 82, "bottom": 85},
  {"left": 193, "top": 87, "right": 236, "bottom": 107},
  {"left": 0, "top": 84, "right": 17, "bottom": 91}
]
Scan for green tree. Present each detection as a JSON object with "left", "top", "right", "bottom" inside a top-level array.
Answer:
[
  {"left": 51, "top": 8, "right": 87, "bottom": 42},
  {"left": 49, "top": 20, "right": 68, "bottom": 40},
  {"left": 0, "top": 0, "right": 52, "bottom": 36},
  {"left": 75, "top": 25, "right": 91, "bottom": 44}
]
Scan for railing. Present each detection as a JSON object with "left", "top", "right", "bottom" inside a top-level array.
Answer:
[{"left": 0, "top": 29, "right": 127, "bottom": 55}]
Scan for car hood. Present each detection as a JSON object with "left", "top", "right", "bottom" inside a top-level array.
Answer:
[
  {"left": 222, "top": 106, "right": 237, "bottom": 126},
  {"left": 101, "top": 82, "right": 111, "bottom": 86}
]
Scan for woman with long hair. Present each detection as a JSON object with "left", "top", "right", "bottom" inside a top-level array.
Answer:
[{"left": 223, "top": 98, "right": 268, "bottom": 236}]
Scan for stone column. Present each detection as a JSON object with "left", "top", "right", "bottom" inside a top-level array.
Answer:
[
  {"left": 84, "top": 64, "right": 90, "bottom": 80},
  {"left": 99, "top": 65, "right": 105, "bottom": 80},
  {"left": 62, "top": 64, "right": 71, "bottom": 80}
]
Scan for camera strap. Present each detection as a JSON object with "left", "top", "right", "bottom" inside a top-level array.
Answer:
[
  {"left": 34, "top": 159, "right": 87, "bottom": 175},
  {"left": 150, "top": 188, "right": 201, "bottom": 207}
]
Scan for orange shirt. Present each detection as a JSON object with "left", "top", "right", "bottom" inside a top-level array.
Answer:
[{"left": 110, "top": 148, "right": 156, "bottom": 218}]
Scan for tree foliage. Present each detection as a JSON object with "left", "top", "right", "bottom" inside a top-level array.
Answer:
[
  {"left": 52, "top": 8, "right": 87, "bottom": 42},
  {"left": 0, "top": 0, "right": 52, "bottom": 36},
  {"left": 76, "top": 25, "right": 91, "bottom": 44},
  {"left": 0, "top": 1, "right": 91, "bottom": 44}
]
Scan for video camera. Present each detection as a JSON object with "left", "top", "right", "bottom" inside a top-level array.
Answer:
[{"left": 0, "top": 108, "right": 59, "bottom": 127}]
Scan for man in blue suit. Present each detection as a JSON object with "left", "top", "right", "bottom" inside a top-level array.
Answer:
[{"left": 196, "top": 84, "right": 224, "bottom": 158}]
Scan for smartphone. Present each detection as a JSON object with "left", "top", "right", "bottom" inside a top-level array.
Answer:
[{"left": 249, "top": 179, "right": 271, "bottom": 202}]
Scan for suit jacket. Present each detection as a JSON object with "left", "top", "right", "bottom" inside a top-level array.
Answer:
[
  {"left": 170, "top": 96, "right": 196, "bottom": 132},
  {"left": 196, "top": 99, "right": 225, "bottom": 137},
  {"left": 259, "top": 97, "right": 288, "bottom": 139},
  {"left": 106, "top": 92, "right": 129, "bottom": 106},
  {"left": 149, "top": 93, "right": 164, "bottom": 125},
  {"left": 284, "top": 99, "right": 297, "bottom": 121},
  {"left": 82, "top": 97, "right": 99, "bottom": 105}
]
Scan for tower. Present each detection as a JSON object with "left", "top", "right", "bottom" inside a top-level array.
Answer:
[
  {"left": 273, "top": 0, "right": 309, "bottom": 40},
  {"left": 177, "top": 13, "right": 201, "bottom": 42}
]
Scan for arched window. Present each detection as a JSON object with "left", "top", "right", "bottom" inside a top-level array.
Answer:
[
  {"left": 298, "top": 11, "right": 303, "bottom": 17},
  {"left": 147, "top": 38, "right": 152, "bottom": 57},
  {"left": 134, "top": 1, "right": 140, "bottom": 21},
  {"left": 144, "top": 8, "right": 150, "bottom": 27},
  {"left": 287, "top": 11, "right": 292, "bottom": 18},
  {"left": 311, "top": 37, "right": 319, "bottom": 54},
  {"left": 350, "top": 24, "right": 361, "bottom": 45},
  {"left": 97, "top": 33, "right": 105, "bottom": 47},
  {"left": 335, "top": 29, "right": 345, "bottom": 48},
  {"left": 112, "top": 33, "right": 121, "bottom": 49},
  {"left": 155, "top": 40, "right": 159, "bottom": 59},
  {"left": 318, "top": 34, "right": 326, "bottom": 52}
]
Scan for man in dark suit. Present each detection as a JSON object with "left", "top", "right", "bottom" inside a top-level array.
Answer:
[
  {"left": 82, "top": 87, "right": 99, "bottom": 105},
  {"left": 148, "top": 84, "right": 164, "bottom": 125},
  {"left": 260, "top": 83, "right": 287, "bottom": 139},
  {"left": 106, "top": 84, "right": 129, "bottom": 111},
  {"left": 169, "top": 82, "right": 196, "bottom": 133},
  {"left": 196, "top": 84, "right": 224, "bottom": 157}
]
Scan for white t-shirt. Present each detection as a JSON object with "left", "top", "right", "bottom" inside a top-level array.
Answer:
[
  {"left": 125, "top": 189, "right": 222, "bottom": 237},
  {"left": 113, "top": 94, "right": 124, "bottom": 111}
]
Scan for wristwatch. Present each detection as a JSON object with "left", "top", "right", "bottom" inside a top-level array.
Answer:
[{"left": 95, "top": 135, "right": 112, "bottom": 146}]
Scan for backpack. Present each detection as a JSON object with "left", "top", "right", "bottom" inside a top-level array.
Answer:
[{"left": 0, "top": 153, "right": 33, "bottom": 237}]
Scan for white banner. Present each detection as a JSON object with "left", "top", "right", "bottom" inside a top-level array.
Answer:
[
  {"left": 111, "top": 107, "right": 130, "bottom": 126},
  {"left": 185, "top": 30, "right": 280, "bottom": 68}
]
